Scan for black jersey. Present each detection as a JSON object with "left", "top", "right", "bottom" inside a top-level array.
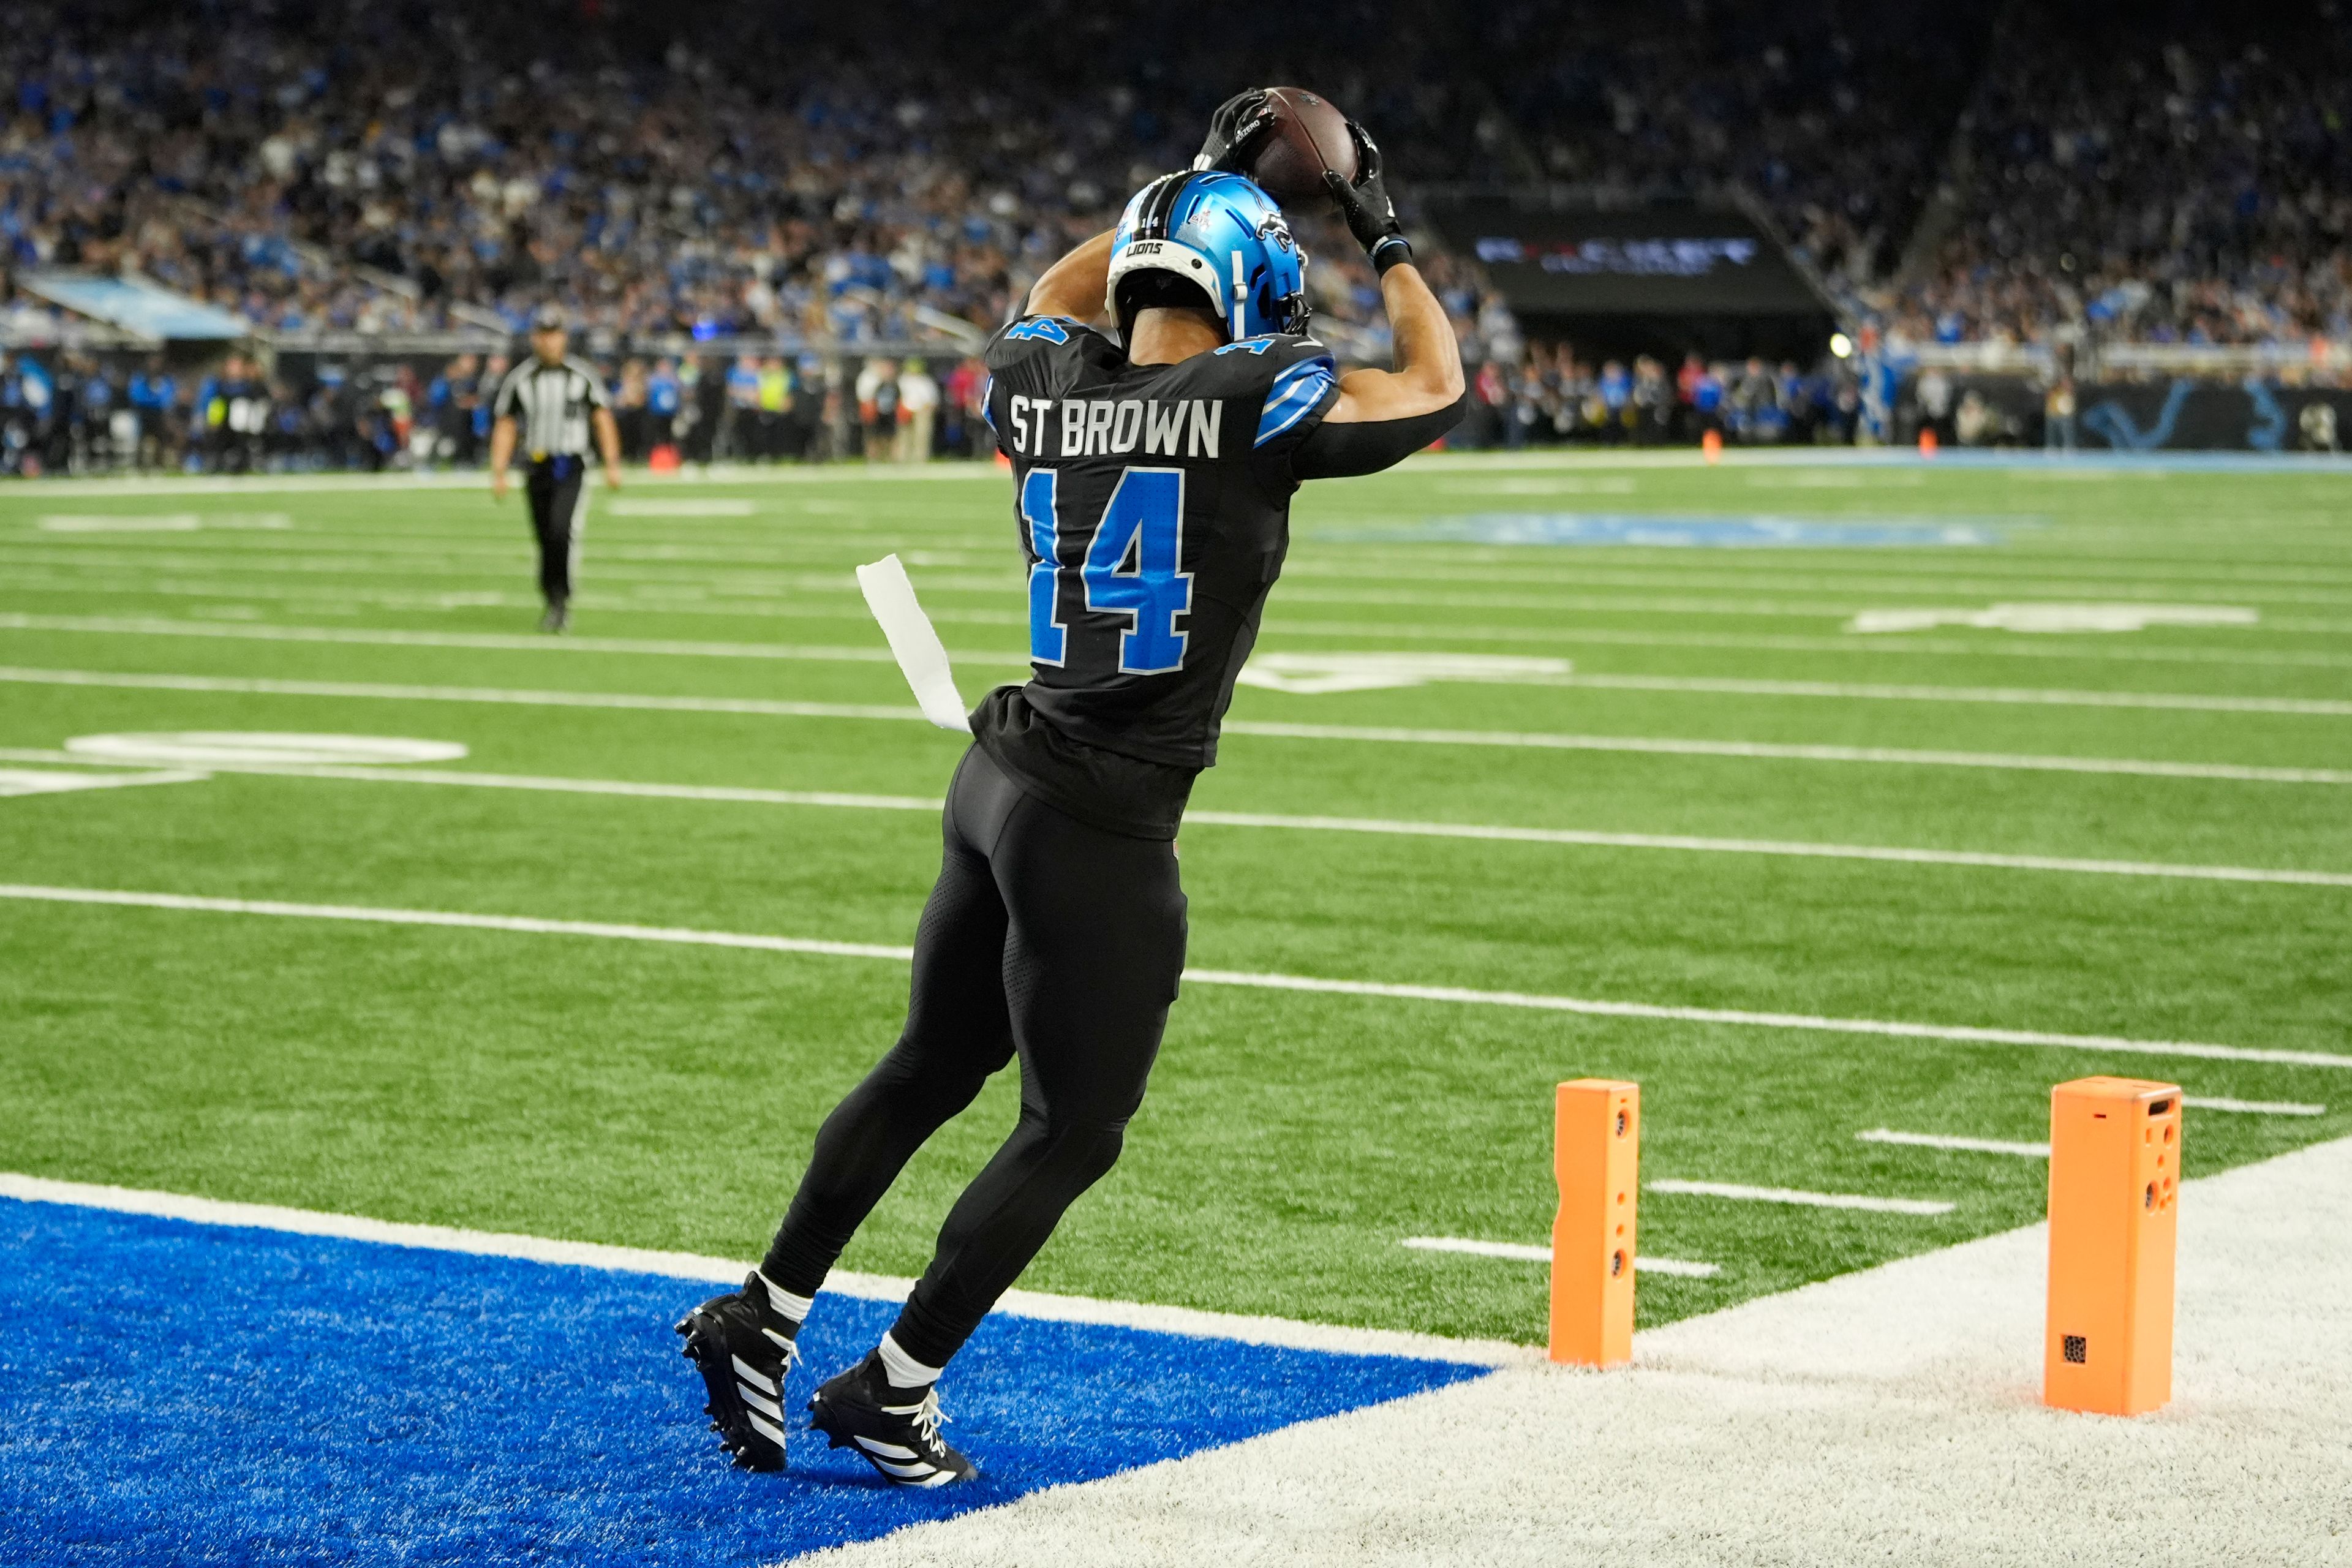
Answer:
[{"left": 972, "top": 314, "right": 1340, "bottom": 838}]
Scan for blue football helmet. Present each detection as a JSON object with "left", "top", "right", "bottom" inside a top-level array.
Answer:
[{"left": 1106, "top": 171, "right": 1311, "bottom": 344}]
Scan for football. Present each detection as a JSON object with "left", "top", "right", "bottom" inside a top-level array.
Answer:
[{"left": 1245, "top": 86, "right": 1359, "bottom": 204}]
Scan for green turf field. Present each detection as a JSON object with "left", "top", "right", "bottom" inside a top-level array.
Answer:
[{"left": 1, "top": 453, "right": 2346, "bottom": 1344}]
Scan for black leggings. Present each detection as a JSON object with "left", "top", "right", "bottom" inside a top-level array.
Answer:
[
  {"left": 524, "top": 461, "right": 585, "bottom": 606},
  {"left": 762, "top": 745, "right": 1187, "bottom": 1367}
]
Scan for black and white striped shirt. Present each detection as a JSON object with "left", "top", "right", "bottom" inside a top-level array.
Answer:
[{"left": 494, "top": 356, "right": 610, "bottom": 458}]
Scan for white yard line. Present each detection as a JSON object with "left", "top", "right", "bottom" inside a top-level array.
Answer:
[
  {"left": 1272, "top": 617, "right": 2352, "bottom": 671},
  {"left": 1275, "top": 582, "right": 2343, "bottom": 623},
  {"left": 1646, "top": 1180, "right": 1957, "bottom": 1215},
  {"left": 10, "top": 751, "right": 2341, "bottom": 889},
  {"left": 1400, "top": 1237, "right": 1721, "bottom": 1276},
  {"left": 4, "top": 614, "right": 2343, "bottom": 717},
  {"left": 2187, "top": 1095, "right": 2327, "bottom": 1115},
  {"left": 37, "top": 515, "right": 2348, "bottom": 592},
  {"left": 0, "top": 766, "right": 208, "bottom": 798},
  {"left": 0, "top": 666, "right": 932, "bottom": 723},
  {"left": 0, "top": 549, "right": 1012, "bottom": 596},
  {"left": 1180, "top": 809, "right": 2352, "bottom": 887},
  {"left": 10, "top": 571, "right": 2350, "bottom": 669},
  {"left": 0, "top": 612, "right": 1027, "bottom": 668},
  {"left": 7, "top": 665, "right": 2347, "bottom": 784},
  {"left": 0, "top": 572, "right": 1030, "bottom": 627},
  {"left": 1281, "top": 556, "right": 2352, "bottom": 603},
  {"left": 1217, "top": 718, "right": 2352, "bottom": 785},
  {"left": 0, "top": 752, "right": 950, "bottom": 812},
  {"left": 1539, "top": 671, "right": 2352, "bottom": 717},
  {"left": 0, "top": 1170, "right": 1518, "bottom": 1366},
  {"left": 6, "top": 882, "right": 2345, "bottom": 1069},
  {"left": 0, "top": 885, "right": 919, "bottom": 959},
  {"left": 36, "top": 529, "right": 2352, "bottom": 600},
  {"left": 1856, "top": 1128, "right": 2051, "bottom": 1158},
  {"left": 15, "top": 549, "right": 2352, "bottom": 625}
]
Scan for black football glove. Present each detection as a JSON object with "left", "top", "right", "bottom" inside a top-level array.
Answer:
[
  {"left": 1323, "top": 123, "right": 1412, "bottom": 274},
  {"left": 1193, "top": 88, "right": 1278, "bottom": 172}
]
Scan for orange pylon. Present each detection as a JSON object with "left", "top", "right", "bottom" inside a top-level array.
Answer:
[
  {"left": 1550, "top": 1079, "right": 1640, "bottom": 1366},
  {"left": 2045, "top": 1077, "right": 2181, "bottom": 1415}
]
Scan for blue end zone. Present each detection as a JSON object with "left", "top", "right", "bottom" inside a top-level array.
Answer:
[{"left": 0, "top": 1200, "right": 1488, "bottom": 1566}]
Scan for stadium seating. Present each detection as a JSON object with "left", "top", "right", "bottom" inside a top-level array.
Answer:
[{"left": 3, "top": 0, "right": 2348, "bottom": 472}]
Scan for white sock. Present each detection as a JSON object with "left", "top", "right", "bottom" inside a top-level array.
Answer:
[
  {"left": 876, "top": 1331, "right": 943, "bottom": 1391},
  {"left": 754, "top": 1272, "right": 813, "bottom": 1328}
]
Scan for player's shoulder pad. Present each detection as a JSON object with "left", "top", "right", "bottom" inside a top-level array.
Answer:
[{"left": 1210, "top": 334, "right": 1341, "bottom": 450}]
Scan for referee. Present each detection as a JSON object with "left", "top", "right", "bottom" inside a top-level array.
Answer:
[{"left": 489, "top": 307, "right": 622, "bottom": 632}]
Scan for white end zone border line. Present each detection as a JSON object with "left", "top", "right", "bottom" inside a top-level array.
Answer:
[
  {"left": 5, "top": 882, "right": 2349, "bottom": 1071},
  {"left": 9, "top": 747, "right": 2345, "bottom": 890},
  {"left": 6, "top": 665, "right": 2352, "bottom": 785},
  {"left": 0, "top": 1172, "right": 1521, "bottom": 1368}
]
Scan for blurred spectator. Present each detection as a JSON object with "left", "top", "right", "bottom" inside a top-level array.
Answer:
[
  {"left": 896, "top": 360, "right": 940, "bottom": 462},
  {"left": 2045, "top": 379, "right": 2078, "bottom": 451},
  {"left": 858, "top": 358, "right": 899, "bottom": 461},
  {"left": 647, "top": 360, "right": 682, "bottom": 456}
]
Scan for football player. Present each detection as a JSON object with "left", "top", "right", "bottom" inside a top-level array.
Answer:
[{"left": 679, "top": 107, "right": 1464, "bottom": 1485}]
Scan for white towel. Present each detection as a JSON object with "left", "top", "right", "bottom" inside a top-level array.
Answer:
[{"left": 856, "top": 554, "right": 971, "bottom": 733}]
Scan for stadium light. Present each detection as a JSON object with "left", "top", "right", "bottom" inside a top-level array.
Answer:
[{"left": 1829, "top": 331, "right": 1855, "bottom": 358}]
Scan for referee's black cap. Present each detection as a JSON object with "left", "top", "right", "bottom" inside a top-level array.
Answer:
[{"left": 530, "top": 305, "right": 567, "bottom": 332}]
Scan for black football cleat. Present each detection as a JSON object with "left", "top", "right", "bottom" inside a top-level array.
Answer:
[
  {"left": 540, "top": 603, "right": 570, "bottom": 634},
  {"left": 675, "top": 1273, "right": 799, "bottom": 1472},
  {"left": 807, "top": 1352, "right": 977, "bottom": 1487}
]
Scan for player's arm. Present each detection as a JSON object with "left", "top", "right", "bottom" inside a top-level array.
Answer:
[
  {"left": 1322, "top": 129, "right": 1463, "bottom": 425},
  {"left": 1023, "top": 230, "right": 1116, "bottom": 324},
  {"left": 487, "top": 413, "right": 518, "bottom": 501},
  {"left": 1326, "top": 262, "right": 1464, "bottom": 424},
  {"left": 1281, "top": 126, "right": 1466, "bottom": 478},
  {"left": 580, "top": 360, "right": 623, "bottom": 488},
  {"left": 592, "top": 406, "right": 622, "bottom": 488}
]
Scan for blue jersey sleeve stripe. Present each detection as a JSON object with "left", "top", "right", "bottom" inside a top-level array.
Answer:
[
  {"left": 1254, "top": 380, "right": 1330, "bottom": 447},
  {"left": 980, "top": 374, "right": 997, "bottom": 434},
  {"left": 1254, "top": 366, "right": 1338, "bottom": 447},
  {"left": 1267, "top": 356, "right": 1335, "bottom": 398}
]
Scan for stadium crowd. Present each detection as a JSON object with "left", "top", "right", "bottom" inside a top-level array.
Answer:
[
  {"left": 1468, "top": 0, "right": 1991, "bottom": 297},
  {"left": 4, "top": 0, "right": 2349, "bottom": 477},
  {"left": 1890, "top": 6, "right": 2352, "bottom": 347},
  {"left": 0, "top": 0, "right": 1490, "bottom": 355}
]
